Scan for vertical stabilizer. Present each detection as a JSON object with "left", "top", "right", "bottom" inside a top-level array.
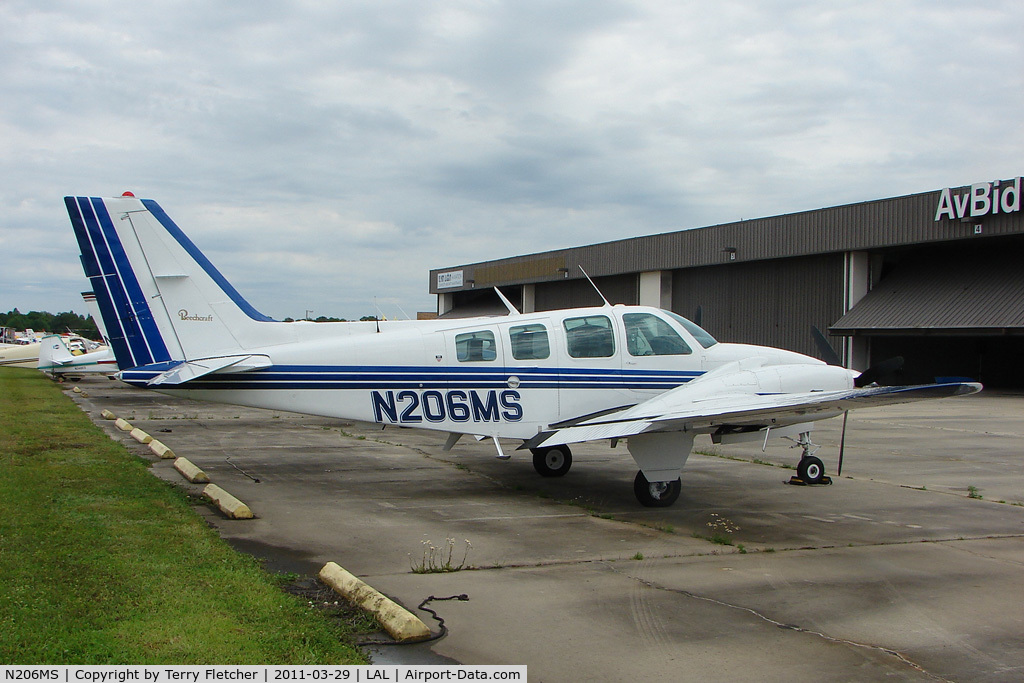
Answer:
[
  {"left": 65, "top": 196, "right": 274, "bottom": 371},
  {"left": 82, "top": 291, "right": 111, "bottom": 346},
  {"left": 37, "top": 334, "right": 75, "bottom": 371}
]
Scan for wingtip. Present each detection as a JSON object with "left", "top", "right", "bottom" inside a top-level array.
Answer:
[{"left": 958, "top": 382, "right": 984, "bottom": 396}]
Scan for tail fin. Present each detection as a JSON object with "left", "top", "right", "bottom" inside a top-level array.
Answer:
[
  {"left": 82, "top": 291, "right": 111, "bottom": 346},
  {"left": 37, "top": 334, "right": 75, "bottom": 372},
  {"left": 65, "top": 195, "right": 275, "bottom": 371}
]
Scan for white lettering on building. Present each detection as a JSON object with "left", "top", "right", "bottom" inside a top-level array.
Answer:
[{"left": 935, "top": 177, "right": 1021, "bottom": 221}]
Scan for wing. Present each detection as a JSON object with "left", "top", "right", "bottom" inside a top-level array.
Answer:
[{"left": 524, "top": 381, "right": 982, "bottom": 449}]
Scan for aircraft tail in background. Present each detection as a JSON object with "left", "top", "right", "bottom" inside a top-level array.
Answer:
[
  {"left": 82, "top": 291, "right": 111, "bottom": 346},
  {"left": 37, "top": 334, "right": 117, "bottom": 377}
]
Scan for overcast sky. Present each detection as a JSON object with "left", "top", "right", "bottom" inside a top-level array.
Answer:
[{"left": 2, "top": 1, "right": 1022, "bottom": 321}]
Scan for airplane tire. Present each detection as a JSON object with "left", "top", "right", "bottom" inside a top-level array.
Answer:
[
  {"left": 532, "top": 445, "right": 572, "bottom": 477},
  {"left": 633, "top": 471, "right": 681, "bottom": 507},
  {"left": 797, "top": 456, "right": 825, "bottom": 484}
]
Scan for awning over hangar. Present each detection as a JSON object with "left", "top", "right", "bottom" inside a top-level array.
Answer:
[{"left": 831, "top": 248, "right": 1024, "bottom": 336}]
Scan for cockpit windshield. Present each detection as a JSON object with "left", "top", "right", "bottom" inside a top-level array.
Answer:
[{"left": 664, "top": 311, "right": 718, "bottom": 348}]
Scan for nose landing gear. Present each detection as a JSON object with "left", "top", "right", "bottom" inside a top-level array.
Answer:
[{"left": 787, "top": 431, "right": 832, "bottom": 486}]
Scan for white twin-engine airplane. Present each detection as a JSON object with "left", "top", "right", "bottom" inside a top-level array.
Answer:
[{"left": 66, "top": 194, "right": 981, "bottom": 507}]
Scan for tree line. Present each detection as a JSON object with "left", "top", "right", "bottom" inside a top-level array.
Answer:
[
  {"left": 0, "top": 309, "right": 380, "bottom": 339},
  {"left": 0, "top": 309, "right": 100, "bottom": 339}
]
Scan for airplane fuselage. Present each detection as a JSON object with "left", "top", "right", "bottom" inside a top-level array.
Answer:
[{"left": 118, "top": 305, "right": 831, "bottom": 441}]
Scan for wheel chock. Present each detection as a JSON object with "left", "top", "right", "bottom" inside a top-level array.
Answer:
[{"left": 788, "top": 475, "right": 833, "bottom": 486}]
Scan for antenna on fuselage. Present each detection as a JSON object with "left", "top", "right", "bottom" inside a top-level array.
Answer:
[
  {"left": 393, "top": 303, "right": 411, "bottom": 321},
  {"left": 494, "top": 287, "right": 520, "bottom": 316},
  {"left": 578, "top": 266, "right": 611, "bottom": 307}
]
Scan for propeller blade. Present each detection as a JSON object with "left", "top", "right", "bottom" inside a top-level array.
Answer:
[
  {"left": 694, "top": 305, "right": 703, "bottom": 327},
  {"left": 811, "top": 326, "right": 843, "bottom": 366},
  {"left": 854, "top": 356, "right": 905, "bottom": 387},
  {"left": 837, "top": 411, "right": 849, "bottom": 476}
]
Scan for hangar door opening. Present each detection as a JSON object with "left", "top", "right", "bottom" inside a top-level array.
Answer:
[{"left": 831, "top": 240, "right": 1024, "bottom": 389}]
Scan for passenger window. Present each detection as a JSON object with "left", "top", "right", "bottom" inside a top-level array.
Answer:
[
  {"left": 509, "top": 324, "right": 550, "bottom": 360},
  {"left": 456, "top": 330, "right": 497, "bottom": 362},
  {"left": 623, "top": 313, "right": 692, "bottom": 356},
  {"left": 564, "top": 316, "right": 615, "bottom": 358}
]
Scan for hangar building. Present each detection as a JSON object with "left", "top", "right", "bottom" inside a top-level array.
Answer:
[{"left": 430, "top": 177, "right": 1024, "bottom": 388}]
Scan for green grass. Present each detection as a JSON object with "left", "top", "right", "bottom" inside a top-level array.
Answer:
[{"left": 0, "top": 368, "right": 367, "bottom": 664}]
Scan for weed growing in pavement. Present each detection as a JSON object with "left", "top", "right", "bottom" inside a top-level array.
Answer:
[
  {"left": 694, "top": 513, "right": 740, "bottom": 546},
  {"left": 410, "top": 537, "right": 472, "bottom": 573}
]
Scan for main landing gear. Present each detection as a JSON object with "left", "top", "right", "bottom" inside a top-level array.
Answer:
[
  {"left": 633, "top": 471, "right": 681, "bottom": 507},
  {"left": 788, "top": 431, "right": 831, "bottom": 486},
  {"left": 530, "top": 445, "right": 573, "bottom": 477},
  {"left": 530, "top": 444, "right": 683, "bottom": 507}
]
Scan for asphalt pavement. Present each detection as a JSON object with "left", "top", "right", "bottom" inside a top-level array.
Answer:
[{"left": 67, "top": 376, "right": 1024, "bottom": 681}]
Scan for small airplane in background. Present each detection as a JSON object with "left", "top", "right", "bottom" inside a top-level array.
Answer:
[
  {"left": 64, "top": 194, "right": 981, "bottom": 507},
  {"left": 37, "top": 333, "right": 116, "bottom": 378},
  {"left": 0, "top": 327, "right": 42, "bottom": 368}
]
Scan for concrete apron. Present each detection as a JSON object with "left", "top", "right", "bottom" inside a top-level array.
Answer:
[{"left": 69, "top": 377, "right": 1024, "bottom": 681}]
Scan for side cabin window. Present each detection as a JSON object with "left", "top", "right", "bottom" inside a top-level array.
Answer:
[
  {"left": 456, "top": 330, "right": 497, "bottom": 362},
  {"left": 509, "top": 324, "right": 550, "bottom": 360},
  {"left": 623, "top": 312, "right": 692, "bottom": 356},
  {"left": 564, "top": 315, "right": 615, "bottom": 358}
]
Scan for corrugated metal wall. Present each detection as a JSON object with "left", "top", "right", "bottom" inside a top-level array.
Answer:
[
  {"left": 432, "top": 182, "right": 1024, "bottom": 293},
  {"left": 670, "top": 254, "right": 845, "bottom": 357},
  {"left": 529, "top": 256, "right": 843, "bottom": 357},
  {"left": 535, "top": 274, "right": 638, "bottom": 310}
]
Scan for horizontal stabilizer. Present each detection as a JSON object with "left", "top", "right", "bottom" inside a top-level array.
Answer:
[{"left": 146, "top": 355, "right": 272, "bottom": 386}]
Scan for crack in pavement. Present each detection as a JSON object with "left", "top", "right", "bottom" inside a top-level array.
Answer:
[{"left": 603, "top": 560, "right": 953, "bottom": 682}]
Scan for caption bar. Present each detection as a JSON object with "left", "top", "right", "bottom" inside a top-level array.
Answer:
[{"left": 1, "top": 667, "right": 526, "bottom": 683}]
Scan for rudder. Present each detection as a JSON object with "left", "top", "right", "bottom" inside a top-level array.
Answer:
[{"left": 65, "top": 195, "right": 274, "bottom": 371}]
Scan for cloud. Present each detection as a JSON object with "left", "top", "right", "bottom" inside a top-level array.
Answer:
[{"left": 1, "top": 0, "right": 1022, "bottom": 320}]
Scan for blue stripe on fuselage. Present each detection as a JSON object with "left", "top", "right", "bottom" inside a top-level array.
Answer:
[{"left": 119, "top": 364, "right": 703, "bottom": 391}]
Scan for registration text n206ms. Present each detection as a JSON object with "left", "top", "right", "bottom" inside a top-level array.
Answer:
[{"left": 371, "top": 389, "right": 523, "bottom": 424}]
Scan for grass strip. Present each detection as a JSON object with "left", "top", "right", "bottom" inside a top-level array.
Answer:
[{"left": 0, "top": 368, "right": 367, "bottom": 664}]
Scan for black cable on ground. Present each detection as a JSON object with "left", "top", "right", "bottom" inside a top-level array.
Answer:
[
  {"left": 357, "top": 593, "right": 469, "bottom": 647},
  {"left": 225, "top": 456, "right": 261, "bottom": 482}
]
